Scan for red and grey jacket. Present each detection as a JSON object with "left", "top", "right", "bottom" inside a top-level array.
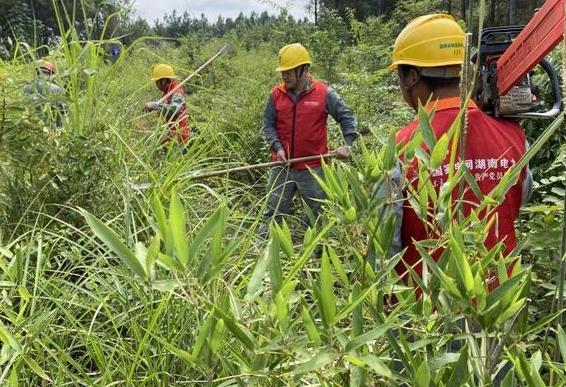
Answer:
[
  {"left": 262, "top": 77, "right": 358, "bottom": 169},
  {"left": 149, "top": 80, "right": 190, "bottom": 143},
  {"left": 395, "top": 97, "right": 527, "bottom": 292}
]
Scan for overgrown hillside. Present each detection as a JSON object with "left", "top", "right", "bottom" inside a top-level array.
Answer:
[{"left": 0, "top": 2, "right": 565, "bottom": 385}]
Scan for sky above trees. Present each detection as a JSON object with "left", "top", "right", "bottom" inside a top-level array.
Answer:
[{"left": 133, "top": 0, "right": 311, "bottom": 22}]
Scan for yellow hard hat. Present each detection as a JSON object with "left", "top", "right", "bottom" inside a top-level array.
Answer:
[
  {"left": 275, "top": 43, "right": 313, "bottom": 72},
  {"left": 389, "top": 14, "right": 465, "bottom": 70},
  {"left": 151, "top": 63, "right": 176, "bottom": 81}
]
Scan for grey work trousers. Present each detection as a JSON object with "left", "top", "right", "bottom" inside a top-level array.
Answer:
[{"left": 260, "top": 166, "right": 325, "bottom": 236}]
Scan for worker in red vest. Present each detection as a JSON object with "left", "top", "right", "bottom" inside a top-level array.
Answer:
[
  {"left": 260, "top": 43, "right": 358, "bottom": 237},
  {"left": 143, "top": 64, "right": 190, "bottom": 143},
  {"left": 391, "top": 14, "right": 532, "bottom": 292}
]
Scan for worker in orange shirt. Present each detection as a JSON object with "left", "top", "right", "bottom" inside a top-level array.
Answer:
[{"left": 144, "top": 64, "right": 190, "bottom": 143}]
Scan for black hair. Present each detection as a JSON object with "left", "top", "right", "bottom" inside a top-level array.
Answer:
[{"left": 398, "top": 65, "right": 460, "bottom": 90}]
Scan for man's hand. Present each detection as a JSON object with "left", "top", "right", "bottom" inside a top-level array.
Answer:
[
  {"left": 335, "top": 145, "right": 351, "bottom": 159},
  {"left": 276, "top": 149, "right": 288, "bottom": 164},
  {"left": 143, "top": 102, "right": 155, "bottom": 112}
]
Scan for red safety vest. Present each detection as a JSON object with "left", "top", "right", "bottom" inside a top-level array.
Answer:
[
  {"left": 271, "top": 78, "right": 328, "bottom": 169},
  {"left": 396, "top": 97, "right": 526, "bottom": 292},
  {"left": 162, "top": 80, "right": 190, "bottom": 143}
]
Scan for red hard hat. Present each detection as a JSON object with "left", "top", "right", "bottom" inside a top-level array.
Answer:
[{"left": 40, "top": 61, "right": 56, "bottom": 74}]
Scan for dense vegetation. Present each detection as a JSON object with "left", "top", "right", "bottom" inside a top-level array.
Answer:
[{"left": 0, "top": 0, "right": 565, "bottom": 385}]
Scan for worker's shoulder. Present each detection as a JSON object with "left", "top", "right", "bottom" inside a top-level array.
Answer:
[
  {"left": 468, "top": 108, "right": 525, "bottom": 132},
  {"left": 395, "top": 120, "right": 419, "bottom": 145}
]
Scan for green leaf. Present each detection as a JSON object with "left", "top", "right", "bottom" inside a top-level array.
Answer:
[
  {"left": 151, "top": 279, "right": 180, "bottom": 292},
  {"left": 23, "top": 355, "right": 51, "bottom": 381},
  {"left": 269, "top": 230, "right": 283, "bottom": 296},
  {"left": 320, "top": 247, "right": 336, "bottom": 326},
  {"left": 430, "top": 133, "right": 449, "bottom": 169},
  {"left": 301, "top": 305, "right": 321, "bottom": 346},
  {"left": 156, "top": 253, "right": 185, "bottom": 272},
  {"left": 189, "top": 205, "right": 227, "bottom": 266},
  {"left": 274, "top": 221, "right": 294, "bottom": 259},
  {"left": 293, "top": 350, "right": 333, "bottom": 375},
  {"left": 447, "top": 345, "right": 469, "bottom": 386},
  {"left": 82, "top": 209, "right": 145, "bottom": 278},
  {"left": 360, "top": 354, "right": 392, "bottom": 378},
  {"left": 0, "top": 322, "right": 22, "bottom": 353},
  {"left": 246, "top": 238, "right": 276, "bottom": 300},
  {"left": 415, "top": 358, "right": 431, "bottom": 387},
  {"left": 495, "top": 298, "right": 525, "bottom": 326},
  {"left": 169, "top": 189, "right": 189, "bottom": 267},
  {"left": 428, "top": 352, "right": 459, "bottom": 372},
  {"left": 417, "top": 103, "right": 437, "bottom": 150},
  {"left": 557, "top": 325, "right": 566, "bottom": 363},
  {"left": 210, "top": 318, "right": 225, "bottom": 354},
  {"left": 345, "top": 324, "right": 393, "bottom": 352},
  {"left": 213, "top": 306, "right": 256, "bottom": 351},
  {"left": 192, "top": 313, "right": 214, "bottom": 359},
  {"left": 151, "top": 195, "right": 173, "bottom": 256}
]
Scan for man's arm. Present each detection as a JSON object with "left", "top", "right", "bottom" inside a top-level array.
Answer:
[
  {"left": 326, "top": 86, "right": 358, "bottom": 146},
  {"left": 261, "top": 95, "right": 283, "bottom": 152},
  {"left": 145, "top": 92, "right": 185, "bottom": 118}
]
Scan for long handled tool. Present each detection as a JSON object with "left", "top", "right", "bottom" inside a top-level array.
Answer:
[
  {"left": 157, "top": 44, "right": 229, "bottom": 105},
  {"left": 189, "top": 152, "right": 338, "bottom": 181},
  {"left": 131, "top": 152, "right": 338, "bottom": 190}
]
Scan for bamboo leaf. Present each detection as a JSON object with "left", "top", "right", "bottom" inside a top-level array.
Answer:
[
  {"left": 156, "top": 253, "right": 185, "bottom": 272},
  {"left": 192, "top": 313, "right": 215, "bottom": 359},
  {"left": 169, "top": 189, "right": 189, "bottom": 267},
  {"left": 0, "top": 321, "right": 22, "bottom": 353},
  {"left": 213, "top": 306, "right": 256, "bottom": 351},
  {"left": 345, "top": 323, "right": 393, "bottom": 352},
  {"left": 320, "top": 247, "right": 336, "bottom": 326},
  {"left": 210, "top": 318, "right": 225, "bottom": 354},
  {"left": 360, "top": 354, "right": 392, "bottom": 378},
  {"left": 557, "top": 325, "right": 566, "bottom": 363},
  {"left": 415, "top": 358, "right": 431, "bottom": 387},
  {"left": 151, "top": 279, "right": 180, "bottom": 292},
  {"left": 293, "top": 350, "right": 333, "bottom": 375},
  {"left": 246, "top": 238, "right": 277, "bottom": 300},
  {"left": 430, "top": 133, "right": 449, "bottom": 169},
  {"left": 151, "top": 195, "right": 173, "bottom": 255},
  {"left": 189, "top": 205, "right": 227, "bottom": 265},
  {"left": 82, "top": 209, "right": 145, "bottom": 278},
  {"left": 301, "top": 305, "right": 321, "bottom": 346},
  {"left": 274, "top": 221, "right": 294, "bottom": 259},
  {"left": 23, "top": 355, "right": 51, "bottom": 381},
  {"left": 417, "top": 103, "right": 436, "bottom": 150}
]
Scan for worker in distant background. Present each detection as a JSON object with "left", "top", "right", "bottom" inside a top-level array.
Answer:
[
  {"left": 143, "top": 63, "right": 190, "bottom": 144},
  {"left": 391, "top": 14, "right": 532, "bottom": 293},
  {"left": 259, "top": 43, "right": 358, "bottom": 237},
  {"left": 23, "top": 60, "right": 65, "bottom": 126}
]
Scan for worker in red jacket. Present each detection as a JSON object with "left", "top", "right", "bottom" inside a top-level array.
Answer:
[
  {"left": 390, "top": 14, "right": 532, "bottom": 293},
  {"left": 259, "top": 43, "right": 358, "bottom": 237},
  {"left": 144, "top": 64, "right": 190, "bottom": 143}
]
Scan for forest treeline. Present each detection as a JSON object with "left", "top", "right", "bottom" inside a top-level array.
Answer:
[{"left": 0, "top": 0, "right": 545, "bottom": 58}]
